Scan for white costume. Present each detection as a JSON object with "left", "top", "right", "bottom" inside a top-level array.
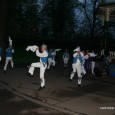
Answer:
[
  {"left": 81, "top": 53, "right": 86, "bottom": 75},
  {"left": 47, "top": 50, "right": 56, "bottom": 69},
  {"left": 28, "top": 45, "right": 48, "bottom": 88},
  {"left": 4, "top": 46, "right": 14, "bottom": 72},
  {"left": 70, "top": 47, "right": 84, "bottom": 86},
  {"left": 47, "top": 49, "right": 61, "bottom": 69},
  {"left": 89, "top": 52, "right": 97, "bottom": 75},
  {"left": 63, "top": 50, "right": 70, "bottom": 67}
]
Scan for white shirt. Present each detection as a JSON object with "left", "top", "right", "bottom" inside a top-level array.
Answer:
[
  {"left": 36, "top": 50, "right": 48, "bottom": 58},
  {"left": 36, "top": 50, "right": 48, "bottom": 63}
]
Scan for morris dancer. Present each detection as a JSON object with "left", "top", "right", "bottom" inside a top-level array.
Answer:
[
  {"left": 47, "top": 48, "right": 61, "bottom": 69},
  {"left": 47, "top": 49, "right": 56, "bottom": 69},
  {"left": 26, "top": 44, "right": 48, "bottom": 91},
  {"left": 63, "top": 49, "right": 70, "bottom": 67},
  {"left": 89, "top": 51, "right": 97, "bottom": 75},
  {"left": 69, "top": 46, "right": 84, "bottom": 87},
  {"left": 3, "top": 45, "right": 14, "bottom": 73},
  {"left": 81, "top": 50, "right": 86, "bottom": 75},
  {"left": 84, "top": 50, "right": 91, "bottom": 73}
]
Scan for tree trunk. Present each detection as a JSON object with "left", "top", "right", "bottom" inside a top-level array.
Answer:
[{"left": 0, "top": 0, "right": 8, "bottom": 59}]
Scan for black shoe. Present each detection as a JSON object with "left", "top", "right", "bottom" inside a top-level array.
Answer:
[
  {"left": 26, "top": 72, "right": 34, "bottom": 77},
  {"left": 4, "top": 70, "right": 6, "bottom": 73},
  {"left": 12, "top": 68, "right": 14, "bottom": 70},
  {"left": 69, "top": 79, "right": 72, "bottom": 82},
  {"left": 38, "top": 86, "right": 45, "bottom": 91}
]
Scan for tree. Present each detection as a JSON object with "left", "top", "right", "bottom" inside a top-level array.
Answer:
[
  {"left": 0, "top": 0, "right": 8, "bottom": 48},
  {"left": 7, "top": 0, "right": 40, "bottom": 38},
  {"left": 0, "top": 0, "right": 8, "bottom": 58},
  {"left": 40, "top": 0, "right": 80, "bottom": 40},
  {"left": 81, "top": 0, "right": 99, "bottom": 40}
]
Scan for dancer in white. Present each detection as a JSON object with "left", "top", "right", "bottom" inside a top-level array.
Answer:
[
  {"left": 89, "top": 51, "right": 97, "bottom": 75},
  {"left": 47, "top": 48, "right": 61, "bottom": 69},
  {"left": 81, "top": 51, "right": 86, "bottom": 75},
  {"left": 63, "top": 49, "right": 70, "bottom": 67},
  {"left": 27, "top": 44, "right": 48, "bottom": 91},
  {"left": 3, "top": 45, "right": 14, "bottom": 73},
  {"left": 47, "top": 49, "right": 56, "bottom": 69},
  {"left": 69, "top": 46, "right": 84, "bottom": 87}
]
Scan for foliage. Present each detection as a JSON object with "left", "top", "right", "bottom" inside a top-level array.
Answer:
[
  {"left": 7, "top": 0, "right": 80, "bottom": 40},
  {"left": 7, "top": 0, "right": 40, "bottom": 37},
  {"left": 7, "top": 0, "right": 115, "bottom": 43}
]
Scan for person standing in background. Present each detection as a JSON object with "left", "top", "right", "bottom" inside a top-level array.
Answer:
[
  {"left": 63, "top": 49, "right": 70, "bottom": 67},
  {"left": 3, "top": 45, "right": 14, "bottom": 73},
  {"left": 47, "top": 49, "right": 56, "bottom": 69}
]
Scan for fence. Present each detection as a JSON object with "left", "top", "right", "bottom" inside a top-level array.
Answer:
[{"left": 99, "top": 0, "right": 115, "bottom": 5}]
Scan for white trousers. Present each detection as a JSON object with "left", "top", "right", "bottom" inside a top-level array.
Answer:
[
  {"left": 70, "top": 64, "right": 82, "bottom": 85},
  {"left": 81, "top": 65, "right": 86, "bottom": 75},
  {"left": 4, "top": 57, "right": 14, "bottom": 70},
  {"left": 91, "top": 61, "right": 95, "bottom": 75},
  {"left": 29, "top": 62, "right": 47, "bottom": 87},
  {"left": 47, "top": 58, "right": 55, "bottom": 69},
  {"left": 63, "top": 58, "right": 69, "bottom": 65},
  {"left": 0, "top": 56, "right": 1, "bottom": 62}
]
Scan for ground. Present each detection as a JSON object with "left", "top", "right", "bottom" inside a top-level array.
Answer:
[{"left": 0, "top": 64, "right": 115, "bottom": 115}]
